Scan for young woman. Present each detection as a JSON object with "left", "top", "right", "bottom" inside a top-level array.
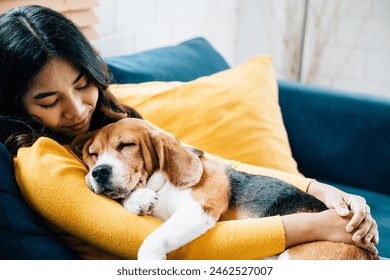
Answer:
[{"left": 0, "top": 5, "right": 378, "bottom": 259}]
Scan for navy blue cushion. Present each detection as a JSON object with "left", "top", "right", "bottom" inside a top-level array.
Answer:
[
  {"left": 0, "top": 143, "right": 78, "bottom": 259},
  {"left": 104, "top": 37, "right": 230, "bottom": 84}
]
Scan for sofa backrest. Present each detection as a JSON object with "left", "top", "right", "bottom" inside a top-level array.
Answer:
[
  {"left": 104, "top": 37, "right": 230, "bottom": 84},
  {"left": 279, "top": 80, "right": 390, "bottom": 195}
]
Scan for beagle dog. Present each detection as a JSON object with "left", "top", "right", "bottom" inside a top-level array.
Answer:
[{"left": 71, "top": 118, "right": 377, "bottom": 260}]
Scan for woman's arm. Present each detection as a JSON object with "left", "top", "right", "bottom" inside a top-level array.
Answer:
[
  {"left": 14, "top": 137, "right": 288, "bottom": 259},
  {"left": 14, "top": 138, "right": 377, "bottom": 259},
  {"left": 208, "top": 152, "right": 378, "bottom": 254}
]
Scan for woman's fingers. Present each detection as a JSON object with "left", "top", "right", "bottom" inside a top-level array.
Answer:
[
  {"left": 319, "top": 210, "right": 378, "bottom": 255},
  {"left": 344, "top": 196, "right": 367, "bottom": 232},
  {"left": 361, "top": 214, "right": 379, "bottom": 245},
  {"left": 355, "top": 239, "right": 378, "bottom": 255},
  {"left": 328, "top": 193, "right": 379, "bottom": 248},
  {"left": 351, "top": 213, "right": 372, "bottom": 242},
  {"left": 333, "top": 199, "right": 350, "bottom": 217}
]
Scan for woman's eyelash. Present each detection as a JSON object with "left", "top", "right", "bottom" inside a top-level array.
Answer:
[
  {"left": 38, "top": 77, "right": 90, "bottom": 109},
  {"left": 40, "top": 99, "right": 59, "bottom": 109},
  {"left": 76, "top": 78, "right": 90, "bottom": 90}
]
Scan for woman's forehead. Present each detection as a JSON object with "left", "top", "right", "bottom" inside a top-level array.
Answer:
[{"left": 27, "top": 59, "right": 82, "bottom": 92}]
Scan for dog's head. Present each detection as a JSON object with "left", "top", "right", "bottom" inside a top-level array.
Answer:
[{"left": 71, "top": 118, "right": 204, "bottom": 199}]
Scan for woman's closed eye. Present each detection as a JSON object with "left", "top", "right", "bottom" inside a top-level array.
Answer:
[
  {"left": 40, "top": 98, "right": 60, "bottom": 109},
  {"left": 75, "top": 76, "right": 90, "bottom": 91},
  {"left": 35, "top": 94, "right": 60, "bottom": 109},
  {"left": 31, "top": 91, "right": 59, "bottom": 109},
  {"left": 35, "top": 76, "right": 91, "bottom": 109}
]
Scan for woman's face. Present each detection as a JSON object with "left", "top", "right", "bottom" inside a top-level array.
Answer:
[{"left": 22, "top": 58, "right": 99, "bottom": 137}]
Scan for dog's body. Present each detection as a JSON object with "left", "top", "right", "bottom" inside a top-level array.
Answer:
[{"left": 71, "top": 118, "right": 377, "bottom": 260}]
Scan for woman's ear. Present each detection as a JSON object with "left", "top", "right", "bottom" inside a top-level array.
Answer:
[
  {"left": 151, "top": 131, "right": 203, "bottom": 189},
  {"left": 70, "top": 132, "right": 94, "bottom": 159}
]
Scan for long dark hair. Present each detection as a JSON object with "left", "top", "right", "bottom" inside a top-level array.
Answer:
[{"left": 0, "top": 5, "right": 141, "bottom": 155}]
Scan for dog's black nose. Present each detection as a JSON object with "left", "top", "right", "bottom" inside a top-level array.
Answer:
[{"left": 91, "top": 164, "right": 112, "bottom": 183}]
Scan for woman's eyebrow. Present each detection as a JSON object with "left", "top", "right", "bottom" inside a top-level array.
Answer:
[
  {"left": 32, "top": 71, "right": 85, "bottom": 100},
  {"left": 32, "top": 91, "right": 56, "bottom": 100}
]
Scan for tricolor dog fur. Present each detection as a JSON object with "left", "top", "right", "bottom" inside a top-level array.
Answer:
[{"left": 71, "top": 118, "right": 377, "bottom": 260}]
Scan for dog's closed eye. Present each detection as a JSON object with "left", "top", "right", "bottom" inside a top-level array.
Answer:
[
  {"left": 117, "top": 142, "right": 136, "bottom": 151},
  {"left": 88, "top": 147, "right": 98, "bottom": 159}
]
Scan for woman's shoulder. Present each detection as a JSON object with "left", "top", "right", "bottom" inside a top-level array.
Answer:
[
  {"left": 14, "top": 136, "right": 85, "bottom": 181},
  {"left": 16, "top": 136, "right": 79, "bottom": 161}
]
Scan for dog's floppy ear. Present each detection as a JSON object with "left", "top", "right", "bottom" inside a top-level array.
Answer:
[
  {"left": 184, "top": 146, "right": 204, "bottom": 157},
  {"left": 151, "top": 131, "right": 203, "bottom": 189},
  {"left": 70, "top": 132, "right": 94, "bottom": 159},
  {"left": 139, "top": 135, "right": 160, "bottom": 176}
]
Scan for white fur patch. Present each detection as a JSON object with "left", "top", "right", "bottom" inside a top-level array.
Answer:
[
  {"left": 122, "top": 188, "right": 158, "bottom": 215},
  {"left": 133, "top": 171, "right": 217, "bottom": 260},
  {"left": 87, "top": 152, "right": 125, "bottom": 190},
  {"left": 145, "top": 172, "right": 167, "bottom": 193}
]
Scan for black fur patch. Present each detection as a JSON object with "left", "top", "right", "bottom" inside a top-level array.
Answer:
[{"left": 226, "top": 167, "right": 327, "bottom": 218}]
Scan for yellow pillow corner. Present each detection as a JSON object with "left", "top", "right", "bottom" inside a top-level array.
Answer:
[{"left": 111, "top": 55, "right": 300, "bottom": 175}]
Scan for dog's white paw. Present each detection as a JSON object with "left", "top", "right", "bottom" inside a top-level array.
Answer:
[
  {"left": 138, "top": 247, "right": 167, "bottom": 260},
  {"left": 122, "top": 188, "right": 158, "bottom": 216}
]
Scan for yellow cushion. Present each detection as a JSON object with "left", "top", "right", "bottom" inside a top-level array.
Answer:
[{"left": 111, "top": 55, "right": 300, "bottom": 175}]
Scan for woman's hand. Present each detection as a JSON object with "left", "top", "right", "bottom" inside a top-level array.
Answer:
[
  {"left": 282, "top": 209, "right": 378, "bottom": 255},
  {"left": 307, "top": 180, "right": 379, "bottom": 245},
  {"left": 314, "top": 209, "right": 378, "bottom": 255}
]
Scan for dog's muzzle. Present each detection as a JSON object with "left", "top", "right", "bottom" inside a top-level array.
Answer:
[
  {"left": 88, "top": 164, "right": 130, "bottom": 200},
  {"left": 92, "top": 164, "right": 112, "bottom": 184}
]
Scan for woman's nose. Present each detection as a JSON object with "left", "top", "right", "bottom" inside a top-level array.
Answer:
[{"left": 63, "top": 94, "right": 85, "bottom": 119}]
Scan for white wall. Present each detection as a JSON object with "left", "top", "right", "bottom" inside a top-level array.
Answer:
[
  {"left": 93, "top": 0, "right": 390, "bottom": 98},
  {"left": 92, "top": 0, "right": 239, "bottom": 66},
  {"left": 236, "top": 0, "right": 390, "bottom": 98}
]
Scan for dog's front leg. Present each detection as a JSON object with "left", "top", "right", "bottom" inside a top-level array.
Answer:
[
  {"left": 122, "top": 188, "right": 157, "bottom": 215},
  {"left": 138, "top": 203, "right": 216, "bottom": 260}
]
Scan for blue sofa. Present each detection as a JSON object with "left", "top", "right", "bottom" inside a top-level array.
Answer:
[
  {"left": 278, "top": 81, "right": 390, "bottom": 258},
  {"left": 1, "top": 37, "right": 389, "bottom": 259}
]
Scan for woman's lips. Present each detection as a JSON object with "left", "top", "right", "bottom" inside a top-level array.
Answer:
[
  {"left": 69, "top": 118, "right": 87, "bottom": 129},
  {"left": 64, "top": 113, "right": 90, "bottom": 132}
]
